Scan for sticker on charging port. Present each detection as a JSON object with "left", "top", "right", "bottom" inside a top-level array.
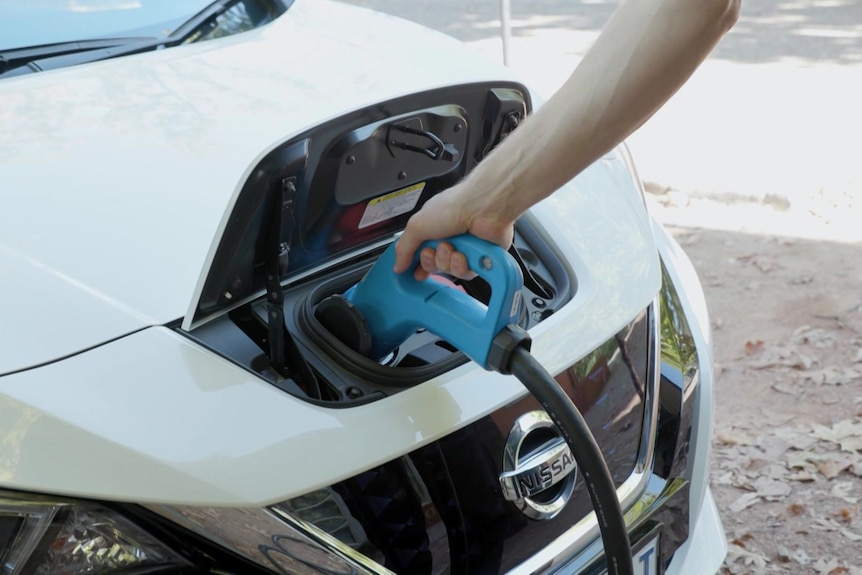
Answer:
[{"left": 358, "top": 182, "right": 425, "bottom": 229}]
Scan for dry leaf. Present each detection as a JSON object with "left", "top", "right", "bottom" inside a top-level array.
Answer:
[
  {"left": 730, "top": 492, "right": 761, "bottom": 512},
  {"left": 811, "top": 420, "right": 862, "bottom": 444},
  {"left": 776, "top": 545, "right": 811, "bottom": 565},
  {"left": 814, "top": 558, "right": 841, "bottom": 574},
  {"left": 788, "top": 502, "right": 807, "bottom": 516},
  {"left": 840, "top": 436, "right": 862, "bottom": 453},
  {"left": 831, "top": 482, "right": 859, "bottom": 504},
  {"left": 745, "top": 340, "right": 765, "bottom": 355},
  {"left": 793, "top": 326, "right": 838, "bottom": 348},
  {"left": 837, "top": 507, "right": 855, "bottom": 522},
  {"left": 772, "top": 382, "right": 799, "bottom": 395},
  {"left": 726, "top": 543, "right": 769, "bottom": 568},
  {"left": 730, "top": 532, "right": 754, "bottom": 548},
  {"left": 813, "top": 516, "right": 843, "bottom": 531},
  {"left": 787, "top": 470, "right": 818, "bottom": 482},
  {"left": 841, "top": 529, "right": 862, "bottom": 541},
  {"left": 816, "top": 458, "right": 847, "bottom": 479},
  {"left": 717, "top": 430, "right": 756, "bottom": 446},
  {"left": 787, "top": 349, "right": 814, "bottom": 370},
  {"left": 753, "top": 476, "right": 792, "bottom": 499},
  {"left": 807, "top": 367, "right": 862, "bottom": 386}
]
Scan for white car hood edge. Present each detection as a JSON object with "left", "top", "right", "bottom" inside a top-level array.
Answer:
[{"left": 0, "top": 146, "right": 663, "bottom": 505}]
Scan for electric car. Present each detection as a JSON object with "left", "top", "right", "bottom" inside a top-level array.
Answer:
[{"left": 0, "top": 0, "right": 726, "bottom": 573}]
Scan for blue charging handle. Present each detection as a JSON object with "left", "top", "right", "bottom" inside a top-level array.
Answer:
[{"left": 344, "top": 234, "right": 524, "bottom": 367}]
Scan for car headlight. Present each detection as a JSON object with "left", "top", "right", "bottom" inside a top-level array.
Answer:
[{"left": 0, "top": 491, "right": 191, "bottom": 574}]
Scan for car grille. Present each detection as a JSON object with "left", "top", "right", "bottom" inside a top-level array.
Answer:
[{"left": 286, "top": 308, "right": 655, "bottom": 574}]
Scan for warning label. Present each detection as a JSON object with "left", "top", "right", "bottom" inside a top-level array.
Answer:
[{"left": 358, "top": 182, "right": 425, "bottom": 229}]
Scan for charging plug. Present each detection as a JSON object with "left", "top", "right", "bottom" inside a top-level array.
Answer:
[{"left": 487, "top": 324, "right": 532, "bottom": 374}]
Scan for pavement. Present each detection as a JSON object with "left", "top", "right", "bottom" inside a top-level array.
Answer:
[{"left": 338, "top": 0, "right": 862, "bottom": 241}]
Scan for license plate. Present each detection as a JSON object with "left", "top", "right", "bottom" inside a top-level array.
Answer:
[
  {"left": 599, "top": 535, "right": 660, "bottom": 575},
  {"left": 631, "top": 536, "right": 659, "bottom": 575}
]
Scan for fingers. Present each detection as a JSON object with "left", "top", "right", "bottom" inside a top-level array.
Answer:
[
  {"left": 416, "top": 242, "right": 477, "bottom": 281},
  {"left": 450, "top": 251, "right": 477, "bottom": 280}
]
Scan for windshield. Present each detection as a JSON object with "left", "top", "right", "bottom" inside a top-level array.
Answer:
[{"left": 0, "top": 0, "right": 281, "bottom": 52}]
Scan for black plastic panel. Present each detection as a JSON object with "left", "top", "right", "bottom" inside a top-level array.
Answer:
[
  {"left": 187, "top": 220, "right": 573, "bottom": 406},
  {"left": 195, "top": 82, "right": 531, "bottom": 323}
]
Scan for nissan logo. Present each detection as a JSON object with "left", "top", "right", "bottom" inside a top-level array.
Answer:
[{"left": 499, "top": 411, "right": 577, "bottom": 520}]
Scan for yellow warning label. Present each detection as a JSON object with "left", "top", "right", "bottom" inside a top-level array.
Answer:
[{"left": 359, "top": 182, "right": 425, "bottom": 229}]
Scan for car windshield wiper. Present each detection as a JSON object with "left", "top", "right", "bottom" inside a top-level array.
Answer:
[
  {"left": 0, "top": 37, "right": 156, "bottom": 75},
  {"left": 0, "top": 0, "right": 255, "bottom": 78}
]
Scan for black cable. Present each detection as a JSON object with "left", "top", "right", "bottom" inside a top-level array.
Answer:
[{"left": 508, "top": 346, "right": 634, "bottom": 575}]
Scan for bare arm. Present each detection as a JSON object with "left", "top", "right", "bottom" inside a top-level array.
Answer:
[{"left": 394, "top": 0, "right": 739, "bottom": 278}]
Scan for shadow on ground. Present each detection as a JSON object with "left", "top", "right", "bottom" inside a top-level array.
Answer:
[{"left": 339, "top": 0, "right": 862, "bottom": 65}]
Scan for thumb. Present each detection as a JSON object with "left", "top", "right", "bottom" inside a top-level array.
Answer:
[{"left": 393, "top": 223, "right": 425, "bottom": 274}]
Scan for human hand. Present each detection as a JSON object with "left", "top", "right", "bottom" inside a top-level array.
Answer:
[{"left": 393, "top": 184, "right": 514, "bottom": 281}]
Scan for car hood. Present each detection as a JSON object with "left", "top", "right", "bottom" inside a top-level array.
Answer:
[{"left": 0, "top": 0, "right": 517, "bottom": 376}]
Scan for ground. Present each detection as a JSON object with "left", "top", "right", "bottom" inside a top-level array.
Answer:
[{"left": 649, "top": 189, "right": 862, "bottom": 575}]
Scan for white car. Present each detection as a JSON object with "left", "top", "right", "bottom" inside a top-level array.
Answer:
[{"left": 0, "top": 1, "right": 726, "bottom": 573}]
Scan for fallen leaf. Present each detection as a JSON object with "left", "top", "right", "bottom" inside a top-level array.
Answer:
[
  {"left": 730, "top": 532, "right": 754, "bottom": 547},
  {"left": 713, "top": 470, "right": 735, "bottom": 486},
  {"left": 790, "top": 547, "right": 812, "bottom": 565},
  {"left": 814, "top": 558, "right": 841, "bottom": 574},
  {"left": 788, "top": 502, "right": 807, "bottom": 516},
  {"left": 772, "top": 382, "right": 799, "bottom": 395},
  {"left": 730, "top": 492, "right": 761, "bottom": 512},
  {"left": 811, "top": 420, "right": 862, "bottom": 444},
  {"left": 726, "top": 544, "right": 769, "bottom": 568},
  {"left": 837, "top": 507, "right": 855, "bottom": 522},
  {"left": 841, "top": 528, "right": 862, "bottom": 541},
  {"left": 816, "top": 458, "right": 848, "bottom": 479},
  {"left": 787, "top": 470, "right": 818, "bottom": 482},
  {"left": 776, "top": 544, "right": 812, "bottom": 567},
  {"left": 788, "top": 350, "right": 814, "bottom": 370},
  {"left": 831, "top": 482, "right": 859, "bottom": 504},
  {"left": 745, "top": 340, "right": 765, "bottom": 355},
  {"left": 753, "top": 476, "right": 792, "bottom": 499},
  {"left": 793, "top": 326, "right": 838, "bottom": 348},
  {"left": 716, "top": 430, "right": 756, "bottom": 446},
  {"left": 840, "top": 436, "right": 862, "bottom": 453},
  {"left": 813, "top": 516, "right": 843, "bottom": 531},
  {"left": 807, "top": 367, "right": 862, "bottom": 386}
]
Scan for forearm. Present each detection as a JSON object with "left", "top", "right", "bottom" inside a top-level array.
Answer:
[{"left": 469, "top": 0, "right": 739, "bottom": 220}]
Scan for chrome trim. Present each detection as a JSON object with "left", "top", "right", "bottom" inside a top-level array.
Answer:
[
  {"left": 507, "top": 300, "right": 661, "bottom": 574},
  {"left": 269, "top": 506, "right": 394, "bottom": 575},
  {"left": 148, "top": 503, "right": 391, "bottom": 575},
  {"left": 500, "top": 410, "right": 578, "bottom": 520}
]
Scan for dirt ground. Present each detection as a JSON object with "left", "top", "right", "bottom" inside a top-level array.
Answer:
[{"left": 646, "top": 188, "right": 862, "bottom": 574}]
